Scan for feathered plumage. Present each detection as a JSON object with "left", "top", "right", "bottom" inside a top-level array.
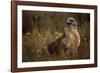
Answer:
[{"left": 47, "top": 17, "right": 80, "bottom": 59}]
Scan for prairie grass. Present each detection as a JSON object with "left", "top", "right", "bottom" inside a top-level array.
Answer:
[{"left": 22, "top": 11, "right": 90, "bottom": 62}]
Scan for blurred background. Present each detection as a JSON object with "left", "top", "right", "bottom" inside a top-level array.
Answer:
[{"left": 22, "top": 10, "right": 90, "bottom": 62}]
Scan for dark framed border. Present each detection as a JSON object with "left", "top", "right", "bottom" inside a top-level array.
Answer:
[{"left": 11, "top": 1, "right": 97, "bottom": 72}]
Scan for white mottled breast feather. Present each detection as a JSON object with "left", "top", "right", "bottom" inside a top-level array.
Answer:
[{"left": 63, "top": 27, "right": 80, "bottom": 49}]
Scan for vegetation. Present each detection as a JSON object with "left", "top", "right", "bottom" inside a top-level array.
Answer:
[{"left": 22, "top": 10, "right": 90, "bottom": 62}]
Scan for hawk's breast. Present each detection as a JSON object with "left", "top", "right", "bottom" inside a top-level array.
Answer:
[{"left": 63, "top": 27, "right": 80, "bottom": 49}]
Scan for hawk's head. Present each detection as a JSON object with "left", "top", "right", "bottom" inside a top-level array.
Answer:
[{"left": 66, "top": 17, "right": 77, "bottom": 29}]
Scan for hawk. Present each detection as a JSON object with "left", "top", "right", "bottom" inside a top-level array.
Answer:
[
  {"left": 62, "top": 17, "right": 80, "bottom": 59},
  {"left": 48, "top": 17, "right": 80, "bottom": 60}
]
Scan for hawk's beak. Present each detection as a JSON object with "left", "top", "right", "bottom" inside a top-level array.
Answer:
[{"left": 67, "top": 22, "right": 72, "bottom": 25}]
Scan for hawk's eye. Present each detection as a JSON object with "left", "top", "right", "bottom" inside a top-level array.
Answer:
[{"left": 70, "top": 20, "right": 74, "bottom": 22}]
